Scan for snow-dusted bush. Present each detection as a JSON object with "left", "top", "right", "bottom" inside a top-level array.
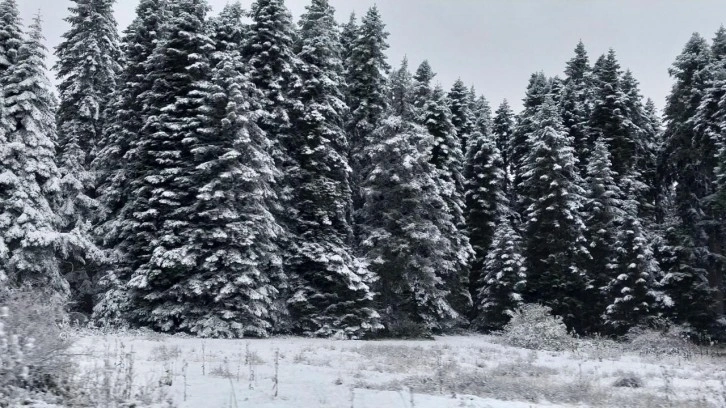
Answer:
[
  {"left": 624, "top": 325, "right": 696, "bottom": 357},
  {"left": 500, "top": 304, "right": 575, "bottom": 351},
  {"left": 0, "top": 291, "right": 74, "bottom": 405}
]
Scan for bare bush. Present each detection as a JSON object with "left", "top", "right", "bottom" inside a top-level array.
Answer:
[{"left": 499, "top": 304, "right": 576, "bottom": 351}]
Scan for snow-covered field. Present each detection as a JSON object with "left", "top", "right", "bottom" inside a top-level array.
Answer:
[{"left": 70, "top": 331, "right": 726, "bottom": 408}]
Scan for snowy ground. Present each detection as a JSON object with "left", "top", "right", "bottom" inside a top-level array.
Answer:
[{"left": 70, "top": 331, "right": 726, "bottom": 408}]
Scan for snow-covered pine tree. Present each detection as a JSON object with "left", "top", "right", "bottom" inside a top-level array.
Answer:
[
  {"left": 287, "top": 0, "right": 381, "bottom": 339},
  {"left": 449, "top": 79, "right": 474, "bottom": 155},
  {"left": 339, "top": 12, "right": 357, "bottom": 101},
  {"left": 208, "top": 2, "right": 246, "bottom": 66},
  {"left": 469, "top": 90, "right": 492, "bottom": 140},
  {"left": 358, "top": 60, "right": 459, "bottom": 336},
  {"left": 92, "top": 0, "right": 168, "bottom": 325},
  {"left": 472, "top": 211, "right": 526, "bottom": 332},
  {"left": 122, "top": 0, "right": 215, "bottom": 332},
  {"left": 0, "top": 0, "right": 22, "bottom": 77},
  {"left": 583, "top": 139, "right": 626, "bottom": 332},
  {"left": 424, "top": 84, "right": 473, "bottom": 318},
  {"left": 412, "top": 60, "right": 435, "bottom": 118},
  {"left": 588, "top": 49, "right": 634, "bottom": 180},
  {"left": 0, "top": 14, "right": 67, "bottom": 295},
  {"left": 346, "top": 5, "right": 389, "bottom": 190},
  {"left": 492, "top": 100, "right": 515, "bottom": 173},
  {"left": 243, "top": 0, "right": 301, "bottom": 270},
  {"left": 54, "top": 0, "right": 121, "bottom": 312},
  {"left": 660, "top": 33, "right": 722, "bottom": 329},
  {"left": 464, "top": 127, "right": 507, "bottom": 315},
  {"left": 181, "top": 31, "right": 284, "bottom": 338},
  {"left": 511, "top": 71, "right": 549, "bottom": 214},
  {"left": 603, "top": 214, "right": 660, "bottom": 336},
  {"left": 561, "top": 41, "right": 593, "bottom": 174},
  {"left": 519, "top": 96, "right": 591, "bottom": 333}
]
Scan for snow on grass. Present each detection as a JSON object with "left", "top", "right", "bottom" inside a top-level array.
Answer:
[{"left": 69, "top": 331, "right": 725, "bottom": 407}]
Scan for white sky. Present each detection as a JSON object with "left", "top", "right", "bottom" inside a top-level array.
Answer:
[{"left": 20, "top": 0, "right": 726, "bottom": 113}]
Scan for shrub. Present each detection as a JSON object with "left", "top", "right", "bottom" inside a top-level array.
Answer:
[
  {"left": 0, "top": 290, "right": 75, "bottom": 405},
  {"left": 500, "top": 304, "right": 575, "bottom": 351},
  {"left": 624, "top": 324, "right": 696, "bottom": 357}
]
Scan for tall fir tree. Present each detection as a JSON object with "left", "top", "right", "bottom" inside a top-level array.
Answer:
[
  {"left": 412, "top": 60, "right": 435, "bottom": 117},
  {"left": 492, "top": 100, "right": 515, "bottom": 173},
  {"left": 660, "top": 33, "right": 722, "bottom": 329},
  {"left": 448, "top": 78, "right": 474, "bottom": 155},
  {"left": 346, "top": 5, "right": 389, "bottom": 190},
  {"left": 424, "top": 84, "right": 473, "bottom": 317},
  {"left": 469, "top": 90, "right": 493, "bottom": 139},
  {"left": 583, "top": 139, "right": 626, "bottom": 332},
  {"left": 464, "top": 127, "right": 507, "bottom": 315},
  {"left": 358, "top": 61, "right": 460, "bottom": 335},
  {"left": 287, "top": 0, "right": 381, "bottom": 338},
  {"left": 0, "top": 15, "right": 69, "bottom": 295},
  {"left": 511, "top": 71, "right": 549, "bottom": 215},
  {"left": 0, "top": 0, "right": 22, "bottom": 77},
  {"left": 54, "top": 0, "right": 121, "bottom": 312},
  {"left": 180, "top": 30, "right": 284, "bottom": 338},
  {"left": 561, "top": 41, "right": 593, "bottom": 174},
  {"left": 519, "top": 96, "right": 591, "bottom": 332},
  {"left": 121, "top": 0, "right": 215, "bottom": 332},
  {"left": 93, "top": 0, "right": 168, "bottom": 324}
]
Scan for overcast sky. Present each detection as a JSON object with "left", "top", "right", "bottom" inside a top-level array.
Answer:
[{"left": 19, "top": 0, "right": 726, "bottom": 113}]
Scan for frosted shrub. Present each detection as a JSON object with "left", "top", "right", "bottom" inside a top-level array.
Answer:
[
  {"left": 500, "top": 304, "right": 575, "bottom": 351},
  {"left": 0, "top": 291, "right": 74, "bottom": 404},
  {"left": 624, "top": 325, "right": 695, "bottom": 357}
]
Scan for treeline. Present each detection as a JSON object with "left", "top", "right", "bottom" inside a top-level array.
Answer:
[{"left": 0, "top": 0, "right": 724, "bottom": 339}]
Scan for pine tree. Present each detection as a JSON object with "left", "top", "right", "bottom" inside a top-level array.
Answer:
[
  {"left": 449, "top": 78, "right": 474, "bottom": 154},
  {"left": 561, "top": 41, "right": 593, "bottom": 174},
  {"left": 208, "top": 2, "right": 246, "bottom": 66},
  {"left": 424, "top": 84, "right": 473, "bottom": 317},
  {"left": 464, "top": 127, "right": 507, "bottom": 314},
  {"left": 469, "top": 90, "right": 492, "bottom": 139},
  {"left": 583, "top": 139, "right": 626, "bottom": 332},
  {"left": 412, "top": 60, "right": 435, "bottom": 117},
  {"left": 339, "top": 12, "right": 357, "bottom": 91},
  {"left": 472, "top": 212, "right": 526, "bottom": 332},
  {"left": 92, "top": 0, "right": 168, "bottom": 324},
  {"left": 54, "top": 0, "right": 121, "bottom": 312},
  {"left": 511, "top": 71, "right": 549, "bottom": 214},
  {"left": 492, "top": 100, "right": 515, "bottom": 172},
  {"left": 122, "top": 0, "right": 215, "bottom": 332},
  {"left": 0, "top": 0, "right": 22, "bottom": 76},
  {"left": 603, "top": 215, "right": 660, "bottom": 335},
  {"left": 660, "top": 33, "right": 722, "bottom": 328},
  {"left": 358, "top": 62, "right": 460, "bottom": 335},
  {"left": 180, "top": 37, "right": 283, "bottom": 338},
  {"left": 287, "top": 0, "right": 381, "bottom": 339},
  {"left": 0, "top": 14, "right": 68, "bottom": 295},
  {"left": 519, "top": 96, "right": 590, "bottom": 332},
  {"left": 346, "top": 6, "right": 389, "bottom": 184}
]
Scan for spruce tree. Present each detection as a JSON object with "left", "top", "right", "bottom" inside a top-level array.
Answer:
[
  {"left": 287, "top": 0, "right": 381, "bottom": 338},
  {"left": 412, "top": 60, "right": 435, "bottom": 117},
  {"left": 603, "top": 215, "right": 660, "bottom": 335},
  {"left": 492, "top": 100, "right": 515, "bottom": 171},
  {"left": 358, "top": 61, "right": 460, "bottom": 335},
  {"left": 464, "top": 128, "right": 507, "bottom": 313},
  {"left": 346, "top": 6, "right": 389, "bottom": 184},
  {"left": 0, "top": 15, "right": 68, "bottom": 295},
  {"left": 660, "top": 33, "right": 722, "bottom": 327},
  {"left": 583, "top": 139, "right": 626, "bottom": 332},
  {"left": 182, "top": 37, "right": 284, "bottom": 338},
  {"left": 520, "top": 96, "right": 590, "bottom": 332},
  {"left": 448, "top": 78, "right": 474, "bottom": 154},
  {"left": 92, "top": 0, "right": 168, "bottom": 324},
  {"left": 122, "top": 0, "right": 215, "bottom": 332},
  {"left": 424, "top": 84, "right": 473, "bottom": 317},
  {"left": 561, "top": 41, "right": 592, "bottom": 174},
  {"left": 472, "top": 212, "right": 526, "bottom": 332},
  {"left": 469, "top": 90, "right": 492, "bottom": 139},
  {"left": 0, "top": 0, "right": 22, "bottom": 77},
  {"left": 54, "top": 0, "right": 121, "bottom": 312}
]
